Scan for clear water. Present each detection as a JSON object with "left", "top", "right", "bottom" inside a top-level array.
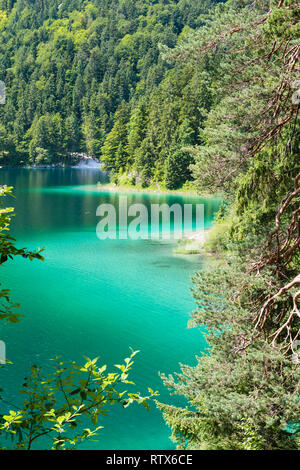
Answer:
[{"left": 0, "top": 168, "right": 221, "bottom": 449}]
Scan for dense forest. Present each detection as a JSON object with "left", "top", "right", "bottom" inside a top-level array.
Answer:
[
  {"left": 0, "top": 0, "right": 218, "bottom": 189},
  {"left": 0, "top": 0, "right": 300, "bottom": 451},
  {"left": 156, "top": 0, "right": 300, "bottom": 449}
]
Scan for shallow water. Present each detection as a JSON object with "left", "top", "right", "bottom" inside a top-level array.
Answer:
[{"left": 0, "top": 168, "right": 221, "bottom": 449}]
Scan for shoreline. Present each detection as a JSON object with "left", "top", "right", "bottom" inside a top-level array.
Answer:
[
  {"left": 1, "top": 165, "right": 222, "bottom": 199},
  {"left": 2, "top": 165, "right": 220, "bottom": 255},
  {"left": 173, "top": 229, "right": 210, "bottom": 255},
  {"left": 95, "top": 182, "right": 220, "bottom": 199},
  {"left": 0, "top": 154, "right": 101, "bottom": 169}
]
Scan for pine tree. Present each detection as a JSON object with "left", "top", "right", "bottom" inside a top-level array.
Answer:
[
  {"left": 101, "top": 102, "right": 130, "bottom": 171},
  {"left": 157, "top": 0, "right": 300, "bottom": 450}
]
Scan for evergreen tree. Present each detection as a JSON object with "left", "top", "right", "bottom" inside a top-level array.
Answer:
[
  {"left": 164, "top": 119, "right": 195, "bottom": 189},
  {"left": 0, "top": 0, "right": 217, "bottom": 173},
  {"left": 157, "top": 0, "right": 300, "bottom": 450},
  {"left": 101, "top": 102, "right": 130, "bottom": 171}
]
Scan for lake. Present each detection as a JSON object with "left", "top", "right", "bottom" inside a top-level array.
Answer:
[{"left": 0, "top": 168, "right": 221, "bottom": 449}]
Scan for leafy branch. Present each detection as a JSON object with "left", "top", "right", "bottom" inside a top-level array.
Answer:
[{"left": 0, "top": 351, "right": 158, "bottom": 450}]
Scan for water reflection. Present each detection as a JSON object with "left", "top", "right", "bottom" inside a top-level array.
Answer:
[{"left": 0, "top": 169, "right": 221, "bottom": 239}]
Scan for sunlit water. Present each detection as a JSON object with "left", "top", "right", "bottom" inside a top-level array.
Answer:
[{"left": 0, "top": 168, "right": 221, "bottom": 449}]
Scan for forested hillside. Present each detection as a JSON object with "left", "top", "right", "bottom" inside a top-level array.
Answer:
[{"left": 0, "top": 0, "right": 218, "bottom": 189}]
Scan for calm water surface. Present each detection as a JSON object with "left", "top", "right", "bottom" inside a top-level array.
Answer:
[{"left": 0, "top": 168, "right": 221, "bottom": 449}]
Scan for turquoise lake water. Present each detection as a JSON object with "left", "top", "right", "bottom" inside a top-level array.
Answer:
[{"left": 0, "top": 168, "right": 221, "bottom": 449}]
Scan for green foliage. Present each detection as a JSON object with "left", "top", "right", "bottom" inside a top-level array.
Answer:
[
  {"left": 164, "top": 119, "right": 195, "bottom": 189},
  {"left": 101, "top": 102, "right": 130, "bottom": 172},
  {"left": 158, "top": 262, "right": 300, "bottom": 450},
  {"left": 1, "top": 0, "right": 299, "bottom": 452},
  {"left": 27, "top": 113, "right": 65, "bottom": 164},
  {"left": 162, "top": 0, "right": 299, "bottom": 196},
  {"left": 0, "top": 0, "right": 218, "bottom": 179},
  {"left": 157, "top": 0, "right": 300, "bottom": 451},
  {"left": 0, "top": 185, "right": 44, "bottom": 322},
  {"left": 234, "top": 131, "right": 300, "bottom": 240},
  {"left": 0, "top": 352, "right": 158, "bottom": 450},
  {"left": 203, "top": 216, "right": 233, "bottom": 253}
]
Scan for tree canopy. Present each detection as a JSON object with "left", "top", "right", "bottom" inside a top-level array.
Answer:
[
  {"left": 157, "top": 0, "right": 300, "bottom": 450},
  {"left": 0, "top": 0, "right": 219, "bottom": 189}
]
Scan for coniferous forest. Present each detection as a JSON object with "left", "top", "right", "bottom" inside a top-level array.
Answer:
[
  {"left": 0, "top": 0, "right": 300, "bottom": 453},
  {"left": 0, "top": 0, "right": 216, "bottom": 189}
]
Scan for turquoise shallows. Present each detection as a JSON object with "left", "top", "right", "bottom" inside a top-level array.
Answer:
[{"left": 0, "top": 168, "right": 221, "bottom": 450}]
